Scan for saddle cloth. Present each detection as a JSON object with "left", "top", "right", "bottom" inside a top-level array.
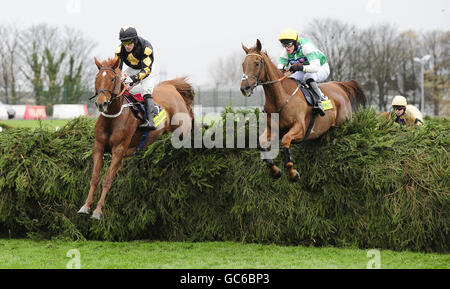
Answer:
[
  {"left": 123, "top": 91, "right": 164, "bottom": 121},
  {"left": 294, "top": 80, "right": 333, "bottom": 111},
  {"left": 124, "top": 91, "right": 145, "bottom": 103},
  {"left": 123, "top": 91, "right": 167, "bottom": 153}
]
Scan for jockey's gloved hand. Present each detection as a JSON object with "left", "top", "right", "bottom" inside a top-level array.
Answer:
[
  {"left": 289, "top": 65, "right": 304, "bottom": 72},
  {"left": 122, "top": 75, "right": 136, "bottom": 85}
]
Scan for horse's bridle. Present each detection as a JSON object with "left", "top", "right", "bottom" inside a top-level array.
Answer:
[
  {"left": 242, "top": 53, "right": 265, "bottom": 91},
  {"left": 242, "top": 53, "right": 298, "bottom": 114},
  {"left": 242, "top": 53, "right": 287, "bottom": 93},
  {"left": 90, "top": 67, "right": 121, "bottom": 106}
]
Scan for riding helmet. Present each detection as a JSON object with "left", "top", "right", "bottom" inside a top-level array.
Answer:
[
  {"left": 392, "top": 95, "right": 407, "bottom": 107},
  {"left": 279, "top": 28, "right": 299, "bottom": 51},
  {"left": 119, "top": 26, "right": 138, "bottom": 42}
]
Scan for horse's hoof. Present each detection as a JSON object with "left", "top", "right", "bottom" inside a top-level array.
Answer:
[
  {"left": 289, "top": 171, "right": 300, "bottom": 182},
  {"left": 77, "top": 206, "right": 90, "bottom": 215},
  {"left": 269, "top": 167, "right": 282, "bottom": 179},
  {"left": 91, "top": 212, "right": 102, "bottom": 220}
]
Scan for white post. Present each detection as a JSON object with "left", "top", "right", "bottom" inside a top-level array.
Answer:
[
  {"left": 420, "top": 61, "right": 424, "bottom": 112},
  {"left": 414, "top": 55, "right": 430, "bottom": 113}
]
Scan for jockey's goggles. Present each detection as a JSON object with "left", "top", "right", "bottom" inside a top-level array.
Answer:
[
  {"left": 393, "top": 106, "right": 405, "bottom": 111},
  {"left": 122, "top": 40, "right": 133, "bottom": 45},
  {"left": 281, "top": 41, "right": 295, "bottom": 48}
]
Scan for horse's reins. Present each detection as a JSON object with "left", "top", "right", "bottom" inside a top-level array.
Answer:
[
  {"left": 243, "top": 53, "right": 315, "bottom": 140},
  {"left": 242, "top": 53, "right": 296, "bottom": 113},
  {"left": 242, "top": 53, "right": 292, "bottom": 88}
]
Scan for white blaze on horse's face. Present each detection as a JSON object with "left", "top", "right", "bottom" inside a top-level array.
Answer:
[{"left": 95, "top": 69, "right": 118, "bottom": 113}]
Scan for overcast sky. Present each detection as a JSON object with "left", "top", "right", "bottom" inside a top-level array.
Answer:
[{"left": 0, "top": 0, "right": 448, "bottom": 87}]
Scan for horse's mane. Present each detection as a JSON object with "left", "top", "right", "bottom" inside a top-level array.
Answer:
[
  {"left": 247, "top": 46, "right": 284, "bottom": 80},
  {"left": 102, "top": 57, "right": 120, "bottom": 69}
]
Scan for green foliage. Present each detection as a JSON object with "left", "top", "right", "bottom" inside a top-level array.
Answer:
[
  {"left": 23, "top": 42, "right": 45, "bottom": 105},
  {"left": 63, "top": 55, "right": 85, "bottom": 104},
  {"left": 43, "top": 47, "right": 66, "bottom": 115},
  {"left": 0, "top": 111, "right": 448, "bottom": 252}
]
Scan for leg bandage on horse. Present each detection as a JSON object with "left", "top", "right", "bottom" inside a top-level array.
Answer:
[
  {"left": 260, "top": 147, "right": 275, "bottom": 167},
  {"left": 283, "top": 147, "right": 292, "bottom": 166}
]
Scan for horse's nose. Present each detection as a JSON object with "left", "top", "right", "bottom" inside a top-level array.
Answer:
[
  {"left": 96, "top": 101, "right": 108, "bottom": 112},
  {"left": 240, "top": 85, "right": 252, "bottom": 96}
]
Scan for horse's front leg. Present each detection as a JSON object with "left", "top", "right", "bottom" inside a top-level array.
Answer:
[
  {"left": 78, "top": 141, "right": 104, "bottom": 215},
  {"left": 282, "top": 147, "right": 299, "bottom": 182},
  {"left": 259, "top": 125, "right": 282, "bottom": 179},
  {"left": 91, "top": 143, "right": 127, "bottom": 220},
  {"left": 281, "top": 124, "right": 304, "bottom": 182}
]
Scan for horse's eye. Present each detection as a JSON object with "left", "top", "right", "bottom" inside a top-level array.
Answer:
[
  {"left": 255, "top": 62, "right": 259, "bottom": 67},
  {"left": 111, "top": 78, "right": 115, "bottom": 82}
]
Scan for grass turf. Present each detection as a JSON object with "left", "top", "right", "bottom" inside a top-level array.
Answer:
[
  {"left": 0, "top": 116, "right": 222, "bottom": 129},
  {"left": 0, "top": 239, "right": 448, "bottom": 269},
  {"left": 0, "top": 119, "right": 71, "bottom": 130}
]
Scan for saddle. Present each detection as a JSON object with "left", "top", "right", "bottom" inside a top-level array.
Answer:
[
  {"left": 295, "top": 80, "right": 333, "bottom": 141},
  {"left": 123, "top": 91, "right": 162, "bottom": 121},
  {"left": 123, "top": 91, "right": 167, "bottom": 154},
  {"left": 293, "top": 80, "right": 333, "bottom": 111}
]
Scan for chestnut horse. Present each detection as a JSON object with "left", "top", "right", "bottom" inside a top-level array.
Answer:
[
  {"left": 241, "top": 40, "right": 366, "bottom": 182},
  {"left": 78, "top": 57, "right": 194, "bottom": 219}
]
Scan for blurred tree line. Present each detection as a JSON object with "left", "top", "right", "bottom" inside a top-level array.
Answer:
[
  {"left": 1, "top": 20, "right": 448, "bottom": 116},
  {"left": 210, "top": 19, "right": 449, "bottom": 115},
  {"left": 0, "top": 23, "right": 96, "bottom": 114}
]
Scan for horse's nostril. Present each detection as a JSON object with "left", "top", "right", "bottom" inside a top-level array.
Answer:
[{"left": 96, "top": 102, "right": 108, "bottom": 112}]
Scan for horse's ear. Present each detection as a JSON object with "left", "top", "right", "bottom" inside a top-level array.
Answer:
[
  {"left": 112, "top": 56, "right": 121, "bottom": 70},
  {"left": 256, "top": 39, "right": 262, "bottom": 52},
  {"left": 94, "top": 57, "right": 102, "bottom": 70},
  {"left": 242, "top": 43, "right": 249, "bottom": 54}
]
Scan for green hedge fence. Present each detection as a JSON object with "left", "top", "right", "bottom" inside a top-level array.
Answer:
[{"left": 0, "top": 109, "right": 448, "bottom": 252}]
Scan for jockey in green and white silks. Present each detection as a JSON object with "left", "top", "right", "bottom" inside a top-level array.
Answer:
[{"left": 278, "top": 28, "right": 329, "bottom": 116}]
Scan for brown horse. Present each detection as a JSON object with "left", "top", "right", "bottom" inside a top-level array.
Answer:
[
  {"left": 78, "top": 57, "right": 194, "bottom": 219},
  {"left": 240, "top": 39, "right": 366, "bottom": 182}
]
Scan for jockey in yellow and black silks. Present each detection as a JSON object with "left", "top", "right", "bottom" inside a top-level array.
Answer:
[{"left": 115, "top": 26, "right": 157, "bottom": 130}]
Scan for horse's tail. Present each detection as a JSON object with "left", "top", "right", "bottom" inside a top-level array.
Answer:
[
  {"left": 159, "top": 76, "right": 195, "bottom": 119},
  {"left": 336, "top": 80, "right": 367, "bottom": 112}
]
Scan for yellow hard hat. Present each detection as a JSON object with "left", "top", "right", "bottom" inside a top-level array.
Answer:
[
  {"left": 278, "top": 28, "right": 299, "bottom": 42},
  {"left": 392, "top": 95, "right": 407, "bottom": 107}
]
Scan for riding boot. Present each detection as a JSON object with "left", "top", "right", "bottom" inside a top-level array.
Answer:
[
  {"left": 306, "top": 79, "right": 325, "bottom": 116},
  {"left": 140, "top": 94, "right": 157, "bottom": 130}
]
